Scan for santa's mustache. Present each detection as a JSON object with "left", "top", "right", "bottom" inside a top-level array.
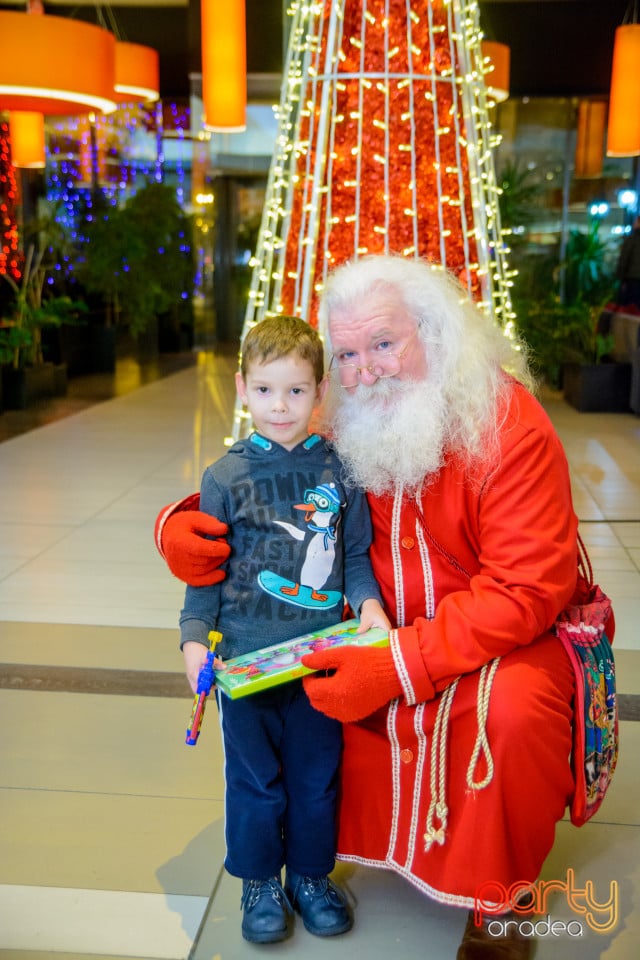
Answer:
[{"left": 326, "top": 375, "right": 448, "bottom": 496}]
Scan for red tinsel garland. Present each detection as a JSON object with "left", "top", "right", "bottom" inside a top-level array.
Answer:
[{"left": 279, "top": 0, "right": 480, "bottom": 326}]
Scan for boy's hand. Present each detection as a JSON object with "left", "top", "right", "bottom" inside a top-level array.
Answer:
[
  {"left": 183, "top": 641, "right": 212, "bottom": 693},
  {"left": 358, "top": 598, "right": 392, "bottom": 633}
]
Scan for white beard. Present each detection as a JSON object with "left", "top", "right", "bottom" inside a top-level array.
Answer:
[{"left": 327, "top": 376, "right": 448, "bottom": 496}]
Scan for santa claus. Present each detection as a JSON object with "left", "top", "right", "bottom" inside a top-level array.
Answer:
[{"left": 156, "top": 255, "right": 580, "bottom": 959}]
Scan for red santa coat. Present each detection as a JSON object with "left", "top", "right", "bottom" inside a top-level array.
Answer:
[{"left": 336, "top": 382, "right": 578, "bottom": 908}]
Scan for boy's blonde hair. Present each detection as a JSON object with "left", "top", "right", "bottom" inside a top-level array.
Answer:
[{"left": 240, "top": 316, "right": 324, "bottom": 384}]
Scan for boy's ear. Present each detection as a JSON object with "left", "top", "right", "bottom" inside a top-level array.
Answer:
[{"left": 235, "top": 371, "right": 248, "bottom": 404}]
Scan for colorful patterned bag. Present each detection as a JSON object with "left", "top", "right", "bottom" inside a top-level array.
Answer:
[{"left": 554, "top": 536, "right": 619, "bottom": 826}]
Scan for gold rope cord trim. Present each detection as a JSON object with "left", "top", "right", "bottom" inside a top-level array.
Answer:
[{"left": 423, "top": 656, "right": 501, "bottom": 852}]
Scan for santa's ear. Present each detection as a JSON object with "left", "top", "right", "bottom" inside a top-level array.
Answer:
[{"left": 316, "top": 376, "right": 329, "bottom": 405}]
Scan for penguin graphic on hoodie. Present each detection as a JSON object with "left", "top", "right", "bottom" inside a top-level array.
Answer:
[{"left": 258, "top": 481, "right": 344, "bottom": 609}]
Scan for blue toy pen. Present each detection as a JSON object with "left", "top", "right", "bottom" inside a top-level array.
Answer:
[{"left": 185, "top": 630, "right": 221, "bottom": 746}]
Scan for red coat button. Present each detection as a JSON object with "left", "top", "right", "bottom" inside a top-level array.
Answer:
[
  {"left": 401, "top": 536, "right": 415, "bottom": 549},
  {"left": 400, "top": 748, "right": 414, "bottom": 763}
]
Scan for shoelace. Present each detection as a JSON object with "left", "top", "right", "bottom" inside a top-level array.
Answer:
[
  {"left": 295, "top": 876, "right": 347, "bottom": 906},
  {"left": 241, "top": 877, "right": 293, "bottom": 913}
]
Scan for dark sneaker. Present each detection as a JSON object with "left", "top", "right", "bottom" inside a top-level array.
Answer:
[
  {"left": 285, "top": 870, "right": 353, "bottom": 937},
  {"left": 240, "top": 876, "right": 292, "bottom": 943}
]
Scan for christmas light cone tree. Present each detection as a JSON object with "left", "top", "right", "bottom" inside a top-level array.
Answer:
[{"left": 231, "top": 0, "right": 513, "bottom": 440}]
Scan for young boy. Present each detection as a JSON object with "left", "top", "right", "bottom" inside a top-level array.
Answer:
[{"left": 179, "top": 316, "right": 390, "bottom": 944}]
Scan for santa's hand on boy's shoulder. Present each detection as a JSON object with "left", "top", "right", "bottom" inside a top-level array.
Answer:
[{"left": 157, "top": 505, "right": 230, "bottom": 586}]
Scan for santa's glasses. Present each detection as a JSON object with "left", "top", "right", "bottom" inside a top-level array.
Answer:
[{"left": 327, "top": 327, "right": 419, "bottom": 389}]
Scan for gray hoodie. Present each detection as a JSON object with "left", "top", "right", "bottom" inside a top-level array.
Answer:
[{"left": 179, "top": 432, "right": 382, "bottom": 660}]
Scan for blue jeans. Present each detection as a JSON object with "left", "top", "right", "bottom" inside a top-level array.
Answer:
[{"left": 217, "top": 680, "right": 343, "bottom": 879}]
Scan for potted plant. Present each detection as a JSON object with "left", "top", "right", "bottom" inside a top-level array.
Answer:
[
  {"left": 78, "top": 182, "right": 194, "bottom": 357},
  {"left": 558, "top": 221, "right": 630, "bottom": 411},
  {"left": 512, "top": 295, "right": 585, "bottom": 390},
  {"left": 513, "top": 219, "right": 629, "bottom": 409},
  {"left": 0, "top": 323, "right": 30, "bottom": 414},
  {"left": 31, "top": 203, "right": 110, "bottom": 377},
  {"left": 560, "top": 307, "right": 632, "bottom": 412},
  {"left": 1, "top": 245, "right": 87, "bottom": 409}
]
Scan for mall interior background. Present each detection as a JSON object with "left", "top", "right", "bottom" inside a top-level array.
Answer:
[
  {"left": 1, "top": 0, "right": 637, "bottom": 353},
  {"left": 1, "top": 3, "right": 639, "bottom": 958}
]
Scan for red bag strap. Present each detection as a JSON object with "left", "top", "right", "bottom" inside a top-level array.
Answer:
[
  {"left": 576, "top": 531, "right": 593, "bottom": 590},
  {"left": 412, "top": 499, "right": 472, "bottom": 580},
  {"left": 414, "top": 498, "right": 593, "bottom": 600}
]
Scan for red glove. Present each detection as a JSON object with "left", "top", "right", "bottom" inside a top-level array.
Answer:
[
  {"left": 155, "top": 496, "right": 230, "bottom": 586},
  {"left": 301, "top": 645, "right": 402, "bottom": 723}
]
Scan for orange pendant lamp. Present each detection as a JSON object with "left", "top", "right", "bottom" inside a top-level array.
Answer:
[
  {"left": 0, "top": 10, "right": 117, "bottom": 115},
  {"left": 115, "top": 42, "right": 160, "bottom": 104},
  {"left": 481, "top": 41, "right": 510, "bottom": 103},
  {"left": 8, "top": 111, "right": 46, "bottom": 168},
  {"left": 201, "top": 0, "right": 247, "bottom": 131},
  {"left": 607, "top": 22, "right": 640, "bottom": 157},
  {"left": 575, "top": 99, "right": 607, "bottom": 178}
]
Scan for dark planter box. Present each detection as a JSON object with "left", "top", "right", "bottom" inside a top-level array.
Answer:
[
  {"left": 58, "top": 324, "right": 116, "bottom": 376},
  {"left": 563, "top": 362, "right": 632, "bottom": 413},
  {"left": 158, "top": 308, "right": 194, "bottom": 354},
  {"left": 116, "top": 317, "right": 159, "bottom": 363},
  {"left": 2, "top": 362, "right": 68, "bottom": 410},
  {"left": 89, "top": 326, "right": 117, "bottom": 373}
]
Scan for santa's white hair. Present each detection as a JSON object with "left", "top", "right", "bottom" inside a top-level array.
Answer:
[{"left": 317, "top": 255, "right": 534, "bottom": 495}]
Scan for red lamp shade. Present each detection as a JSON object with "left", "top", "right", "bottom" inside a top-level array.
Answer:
[
  {"left": 201, "top": 0, "right": 247, "bottom": 131},
  {"left": 0, "top": 11, "right": 116, "bottom": 115},
  {"left": 575, "top": 99, "right": 607, "bottom": 178},
  {"left": 9, "top": 111, "right": 45, "bottom": 168},
  {"left": 607, "top": 24, "right": 640, "bottom": 157},
  {"left": 115, "top": 42, "right": 160, "bottom": 104},
  {"left": 481, "top": 41, "right": 510, "bottom": 103}
]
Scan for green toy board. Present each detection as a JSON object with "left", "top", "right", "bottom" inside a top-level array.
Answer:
[{"left": 214, "top": 618, "right": 389, "bottom": 700}]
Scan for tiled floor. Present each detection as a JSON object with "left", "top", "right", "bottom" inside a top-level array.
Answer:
[{"left": 0, "top": 352, "right": 638, "bottom": 959}]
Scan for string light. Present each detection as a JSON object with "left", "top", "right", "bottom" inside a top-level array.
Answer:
[
  {"left": 43, "top": 102, "right": 190, "bottom": 262},
  {"left": 230, "top": 0, "right": 514, "bottom": 440},
  {"left": 0, "top": 120, "right": 21, "bottom": 280}
]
